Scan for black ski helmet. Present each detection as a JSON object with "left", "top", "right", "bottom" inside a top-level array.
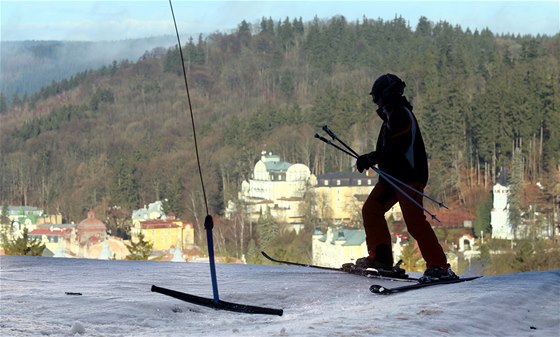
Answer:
[{"left": 370, "top": 73, "right": 406, "bottom": 104}]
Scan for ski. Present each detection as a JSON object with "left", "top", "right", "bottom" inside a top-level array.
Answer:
[
  {"left": 369, "top": 276, "right": 482, "bottom": 295},
  {"left": 261, "top": 251, "right": 417, "bottom": 281}
]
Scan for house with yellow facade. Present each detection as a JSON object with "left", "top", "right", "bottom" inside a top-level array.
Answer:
[
  {"left": 314, "top": 171, "right": 402, "bottom": 224},
  {"left": 132, "top": 218, "right": 194, "bottom": 252},
  {"left": 314, "top": 171, "right": 376, "bottom": 224},
  {"left": 131, "top": 201, "right": 194, "bottom": 253}
]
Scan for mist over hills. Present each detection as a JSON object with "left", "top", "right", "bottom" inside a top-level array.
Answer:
[{"left": 0, "top": 35, "right": 178, "bottom": 97}]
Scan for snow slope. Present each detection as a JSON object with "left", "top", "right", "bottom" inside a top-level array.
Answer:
[{"left": 1, "top": 255, "right": 558, "bottom": 337}]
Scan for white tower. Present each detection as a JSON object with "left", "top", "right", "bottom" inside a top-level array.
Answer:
[{"left": 491, "top": 183, "right": 513, "bottom": 239}]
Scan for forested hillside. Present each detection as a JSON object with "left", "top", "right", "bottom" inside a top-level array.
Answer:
[{"left": 1, "top": 16, "right": 558, "bottom": 247}]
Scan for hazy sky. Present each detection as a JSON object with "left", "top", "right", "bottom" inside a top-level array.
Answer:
[{"left": 1, "top": 1, "right": 559, "bottom": 42}]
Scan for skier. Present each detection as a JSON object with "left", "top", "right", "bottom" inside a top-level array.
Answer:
[{"left": 355, "top": 73, "right": 457, "bottom": 282}]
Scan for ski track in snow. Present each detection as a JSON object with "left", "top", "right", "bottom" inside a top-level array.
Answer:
[{"left": 0, "top": 256, "right": 559, "bottom": 337}]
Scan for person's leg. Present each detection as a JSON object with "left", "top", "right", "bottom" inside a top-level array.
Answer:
[
  {"left": 397, "top": 182, "right": 447, "bottom": 268},
  {"left": 362, "top": 183, "right": 397, "bottom": 265}
]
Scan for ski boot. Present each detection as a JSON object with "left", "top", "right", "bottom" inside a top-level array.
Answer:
[{"left": 419, "top": 264, "right": 458, "bottom": 283}]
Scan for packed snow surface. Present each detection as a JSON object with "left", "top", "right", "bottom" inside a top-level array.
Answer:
[{"left": 1, "top": 255, "right": 559, "bottom": 336}]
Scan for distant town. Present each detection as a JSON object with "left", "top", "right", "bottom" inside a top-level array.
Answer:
[{"left": 1, "top": 151, "right": 558, "bottom": 272}]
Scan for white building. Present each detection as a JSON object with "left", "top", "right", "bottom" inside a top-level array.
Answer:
[
  {"left": 312, "top": 227, "right": 367, "bottom": 268},
  {"left": 491, "top": 183, "right": 514, "bottom": 240},
  {"left": 312, "top": 226, "right": 405, "bottom": 268},
  {"left": 132, "top": 200, "right": 167, "bottom": 221},
  {"left": 226, "top": 151, "right": 313, "bottom": 232}
]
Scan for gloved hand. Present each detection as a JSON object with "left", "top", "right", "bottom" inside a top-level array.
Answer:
[{"left": 356, "top": 152, "right": 377, "bottom": 173}]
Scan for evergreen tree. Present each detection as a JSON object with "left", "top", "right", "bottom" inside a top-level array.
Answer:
[
  {"left": 278, "top": 17, "right": 294, "bottom": 51},
  {"left": 0, "top": 204, "right": 10, "bottom": 226},
  {"left": 89, "top": 87, "right": 115, "bottom": 111},
  {"left": 509, "top": 146, "right": 524, "bottom": 237},
  {"left": 511, "top": 240, "right": 536, "bottom": 272},
  {"left": 292, "top": 17, "right": 304, "bottom": 36},
  {"left": 125, "top": 232, "right": 153, "bottom": 260},
  {"left": 110, "top": 157, "right": 139, "bottom": 210},
  {"left": 400, "top": 239, "right": 424, "bottom": 272},
  {"left": 473, "top": 190, "right": 493, "bottom": 236},
  {"left": 238, "top": 20, "right": 252, "bottom": 47},
  {"left": 257, "top": 207, "right": 279, "bottom": 250},
  {"left": 298, "top": 183, "right": 320, "bottom": 231},
  {"left": 162, "top": 175, "right": 185, "bottom": 216},
  {"left": 163, "top": 45, "right": 182, "bottom": 75},
  {"left": 246, "top": 238, "right": 261, "bottom": 264},
  {"left": 1, "top": 228, "right": 46, "bottom": 256}
]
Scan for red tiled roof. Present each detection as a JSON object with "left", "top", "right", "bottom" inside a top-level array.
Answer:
[
  {"left": 139, "top": 219, "right": 181, "bottom": 229},
  {"left": 29, "top": 228, "right": 72, "bottom": 236},
  {"left": 278, "top": 197, "right": 303, "bottom": 201}
]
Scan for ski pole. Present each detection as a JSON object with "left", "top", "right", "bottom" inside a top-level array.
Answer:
[
  {"left": 322, "top": 125, "right": 359, "bottom": 157},
  {"left": 372, "top": 167, "right": 448, "bottom": 209},
  {"left": 315, "top": 127, "right": 443, "bottom": 221},
  {"left": 319, "top": 125, "right": 446, "bottom": 209},
  {"left": 370, "top": 168, "right": 441, "bottom": 222},
  {"left": 315, "top": 134, "right": 358, "bottom": 159}
]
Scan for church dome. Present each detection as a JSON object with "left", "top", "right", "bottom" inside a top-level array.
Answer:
[{"left": 76, "top": 210, "right": 107, "bottom": 244}]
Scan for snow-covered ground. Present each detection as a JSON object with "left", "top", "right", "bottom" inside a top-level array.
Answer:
[{"left": 1, "top": 255, "right": 559, "bottom": 337}]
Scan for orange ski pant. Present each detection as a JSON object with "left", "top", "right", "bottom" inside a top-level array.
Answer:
[{"left": 362, "top": 181, "right": 447, "bottom": 269}]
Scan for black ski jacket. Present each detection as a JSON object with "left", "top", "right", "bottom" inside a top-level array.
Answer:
[{"left": 374, "top": 100, "right": 429, "bottom": 185}]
